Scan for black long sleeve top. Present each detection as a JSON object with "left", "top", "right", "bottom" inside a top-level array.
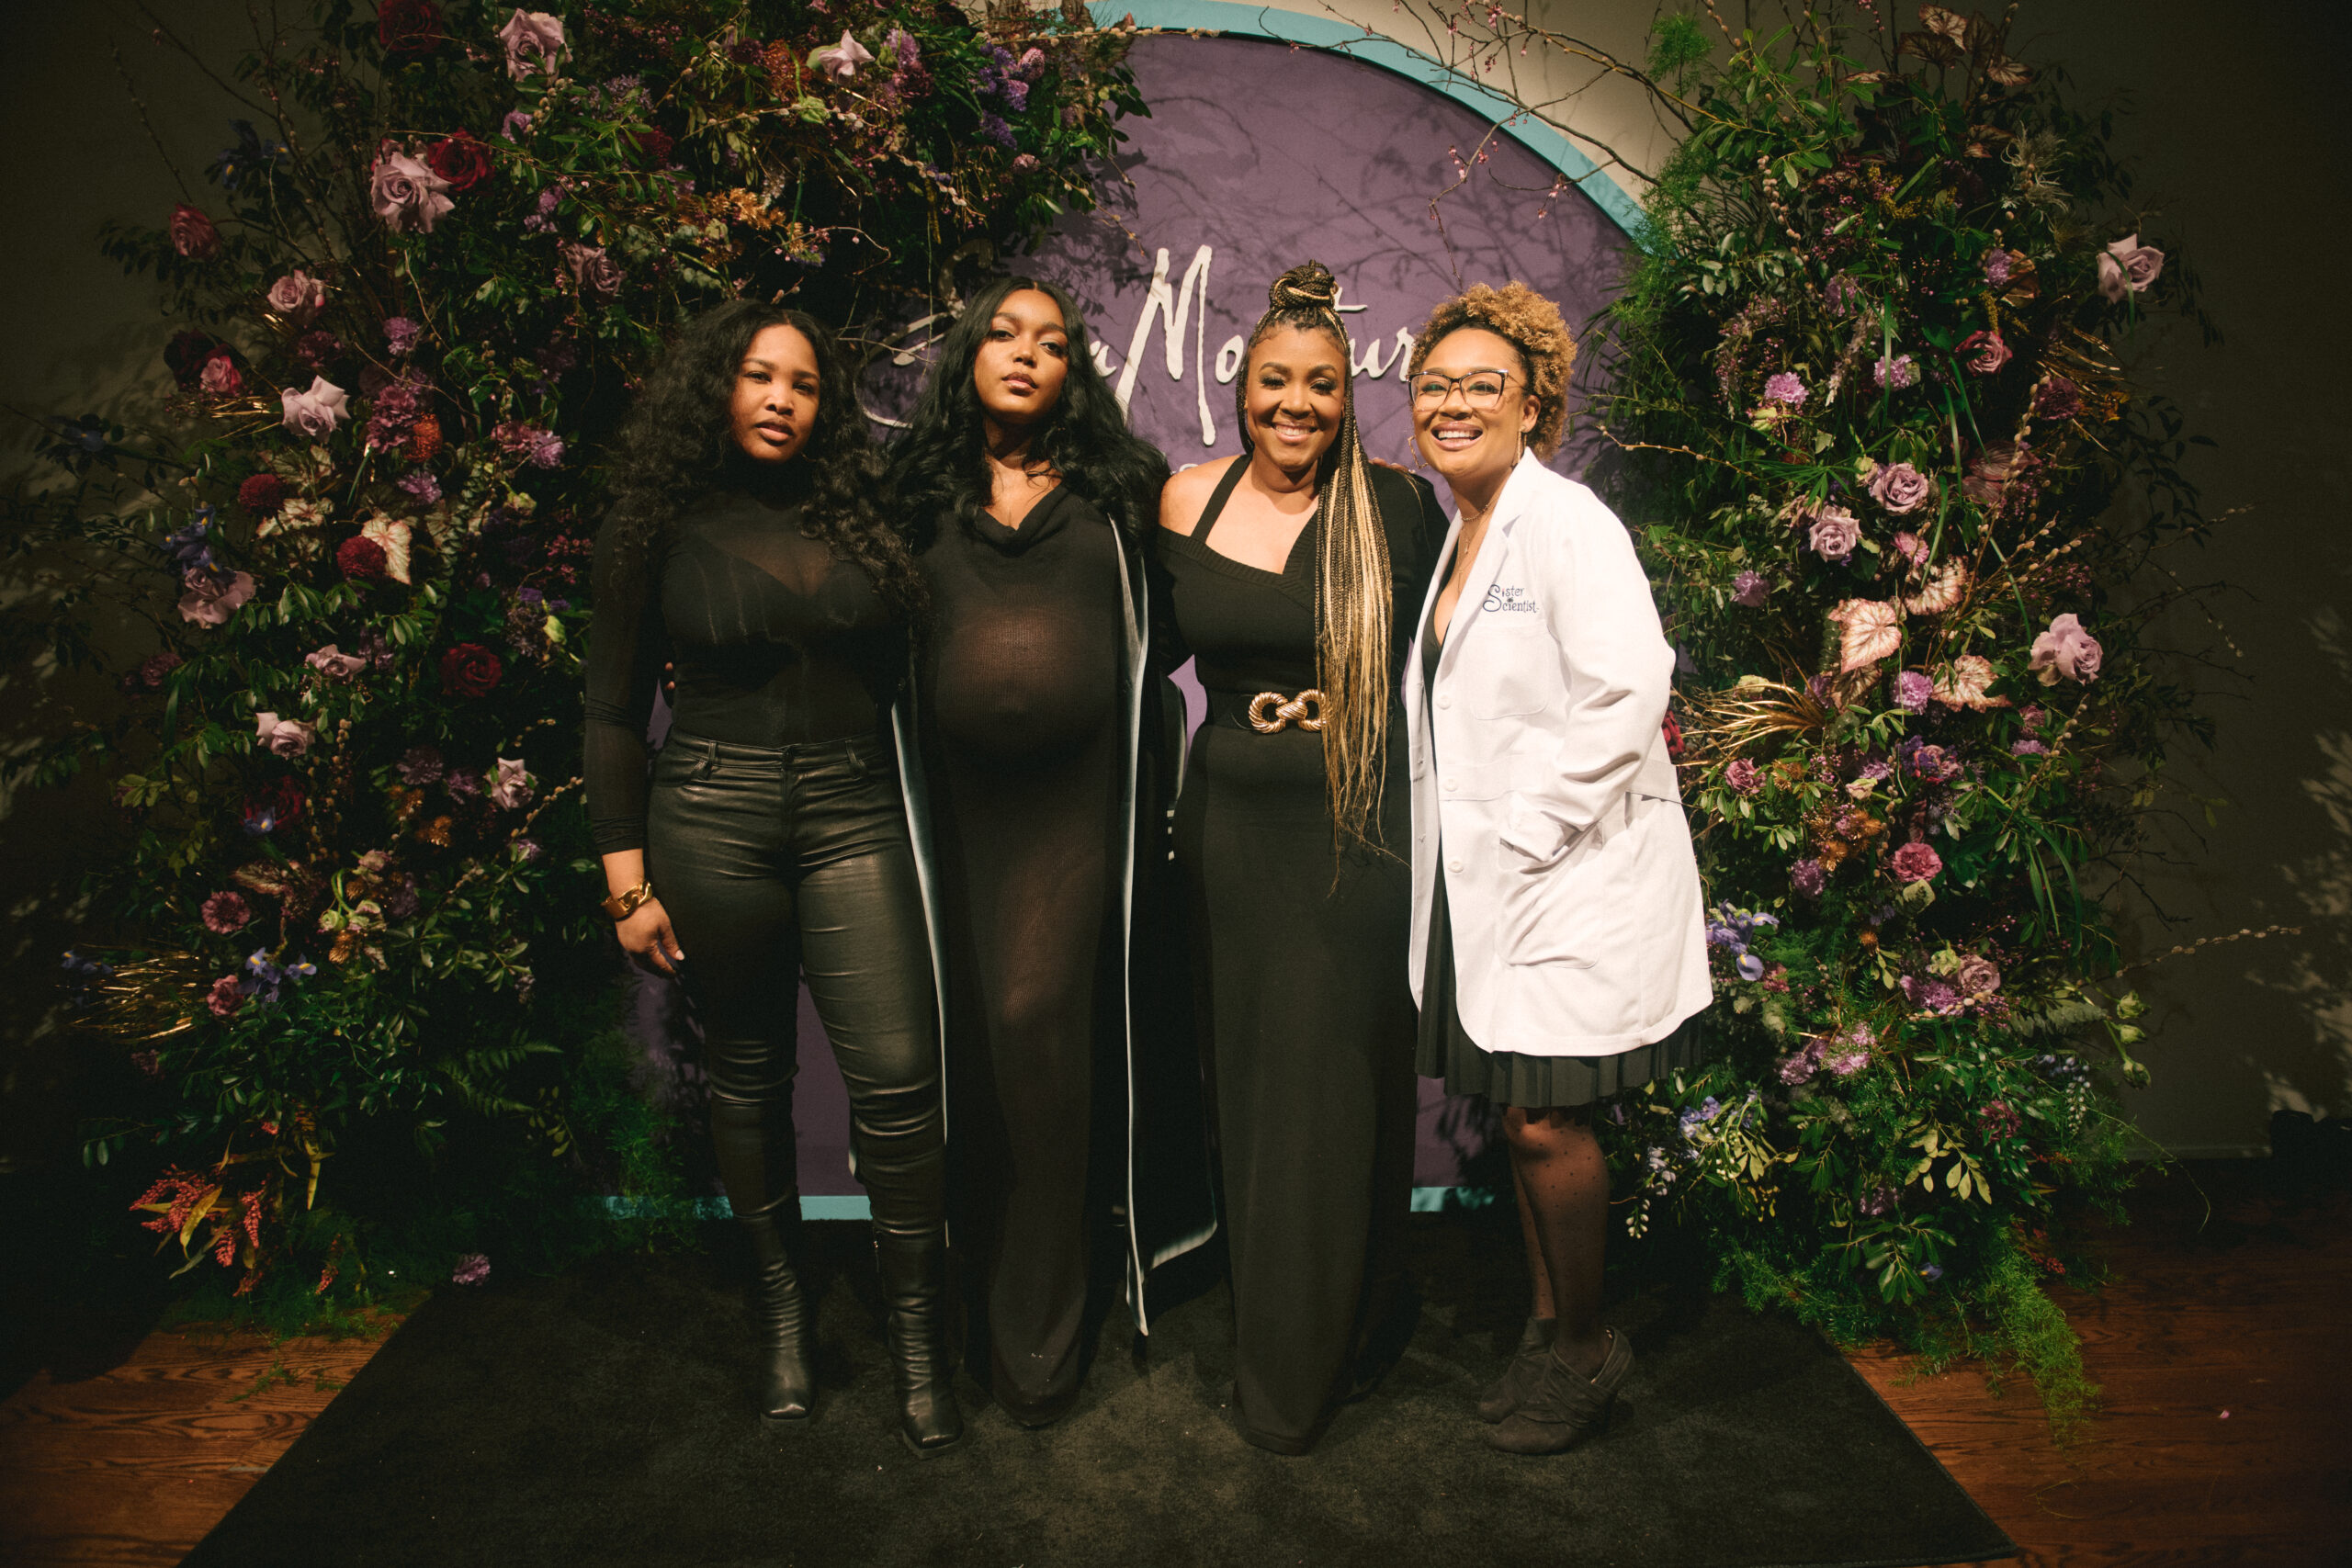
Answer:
[{"left": 583, "top": 489, "right": 904, "bottom": 854}]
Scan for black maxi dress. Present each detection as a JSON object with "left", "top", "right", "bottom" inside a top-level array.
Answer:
[
  {"left": 1150, "top": 457, "right": 1446, "bottom": 1453},
  {"left": 919, "top": 487, "right": 1125, "bottom": 1419}
]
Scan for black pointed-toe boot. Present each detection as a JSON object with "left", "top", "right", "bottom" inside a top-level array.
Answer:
[{"left": 876, "top": 1229, "right": 965, "bottom": 1456}]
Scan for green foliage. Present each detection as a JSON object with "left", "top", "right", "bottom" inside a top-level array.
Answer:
[
  {"left": 1588, "top": 6, "right": 2214, "bottom": 1422},
  {"left": 12, "top": 0, "right": 1141, "bottom": 1313}
]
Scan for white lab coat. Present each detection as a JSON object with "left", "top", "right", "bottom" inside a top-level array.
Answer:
[{"left": 1404, "top": 452, "right": 1712, "bottom": 1056}]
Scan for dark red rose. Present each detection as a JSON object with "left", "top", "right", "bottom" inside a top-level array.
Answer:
[
  {"left": 625, "top": 125, "right": 674, "bottom": 166},
  {"left": 169, "top": 204, "right": 221, "bottom": 259},
  {"left": 438, "top": 641, "right": 503, "bottom": 698},
  {"left": 378, "top": 0, "right": 444, "bottom": 61},
  {"left": 337, "top": 535, "right": 390, "bottom": 582},
  {"left": 424, "top": 130, "right": 492, "bottom": 193},
  {"left": 164, "top": 331, "right": 226, "bottom": 389},
  {"left": 237, "top": 473, "right": 288, "bottom": 515}
]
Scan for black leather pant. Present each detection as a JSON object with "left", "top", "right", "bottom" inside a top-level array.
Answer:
[{"left": 647, "top": 730, "right": 944, "bottom": 1247}]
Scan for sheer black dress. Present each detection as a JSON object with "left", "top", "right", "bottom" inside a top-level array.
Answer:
[
  {"left": 919, "top": 485, "right": 1125, "bottom": 1421},
  {"left": 1149, "top": 458, "right": 1446, "bottom": 1453}
]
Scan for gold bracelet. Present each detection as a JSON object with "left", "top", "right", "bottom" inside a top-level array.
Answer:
[{"left": 601, "top": 880, "right": 656, "bottom": 920}]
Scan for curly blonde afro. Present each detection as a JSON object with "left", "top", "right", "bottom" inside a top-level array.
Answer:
[{"left": 1407, "top": 282, "right": 1577, "bottom": 458}]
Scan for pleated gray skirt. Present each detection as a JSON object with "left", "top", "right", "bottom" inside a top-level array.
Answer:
[{"left": 1414, "top": 866, "right": 1704, "bottom": 1108}]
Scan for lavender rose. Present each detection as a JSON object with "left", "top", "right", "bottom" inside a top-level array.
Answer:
[
  {"left": 267, "top": 270, "right": 329, "bottom": 325},
  {"left": 280, "top": 376, "right": 349, "bottom": 436},
  {"left": 2029, "top": 612, "right": 2103, "bottom": 684},
  {"left": 1867, "top": 460, "right": 1934, "bottom": 515},
  {"left": 1725, "top": 758, "right": 1761, "bottom": 795},
  {"left": 254, "top": 711, "right": 317, "bottom": 757},
  {"left": 179, "top": 567, "right": 257, "bottom": 626},
  {"left": 497, "top": 8, "right": 566, "bottom": 80},
  {"left": 489, "top": 756, "right": 533, "bottom": 809},
  {"left": 560, "top": 242, "right": 623, "bottom": 301},
  {"left": 1732, "top": 570, "right": 1769, "bottom": 608},
  {"left": 370, "top": 149, "right": 455, "bottom": 233},
  {"left": 306, "top": 643, "right": 369, "bottom": 680},
  {"left": 1890, "top": 840, "right": 1943, "bottom": 884},
  {"left": 2097, "top": 233, "right": 2165, "bottom": 303},
  {"left": 1806, "top": 504, "right": 1861, "bottom": 564},
  {"left": 1955, "top": 955, "right": 2003, "bottom": 996}
]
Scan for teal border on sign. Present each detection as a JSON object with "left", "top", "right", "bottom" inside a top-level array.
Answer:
[{"left": 1088, "top": 0, "right": 1647, "bottom": 237}]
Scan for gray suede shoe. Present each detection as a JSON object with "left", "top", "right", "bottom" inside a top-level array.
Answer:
[
  {"left": 1476, "top": 1315, "right": 1555, "bottom": 1424},
  {"left": 1486, "top": 1328, "right": 1631, "bottom": 1455}
]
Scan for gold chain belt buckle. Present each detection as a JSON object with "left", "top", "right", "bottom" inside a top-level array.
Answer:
[{"left": 1246, "top": 689, "right": 1326, "bottom": 733}]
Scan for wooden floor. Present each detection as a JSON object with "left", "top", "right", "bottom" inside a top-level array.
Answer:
[{"left": 2, "top": 1164, "right": 2345, "bottom": 1567}]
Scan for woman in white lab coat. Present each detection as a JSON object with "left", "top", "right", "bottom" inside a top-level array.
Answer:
[{"left": 1400, "top": 283, "right": 1711, "bottom": 1455}]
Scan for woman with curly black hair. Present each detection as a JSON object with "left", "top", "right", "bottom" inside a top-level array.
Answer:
[
  {"left": 585, "top": 300, "right": 961, "bottom": 1454},
  {"left": 890, "top": 276, "right": 1213, "bottom": 1427},
  {"left": 1153, "top": 262, "right": 1447, "bottom": 1453}
]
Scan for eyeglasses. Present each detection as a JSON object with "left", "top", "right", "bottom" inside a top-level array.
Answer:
[{"left": 1408, "top": 370, "right": 1514, "bottom": 409}]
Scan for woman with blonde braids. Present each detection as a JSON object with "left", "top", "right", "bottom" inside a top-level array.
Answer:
[{"left": 1152, "top": 262, "right": 1446, "bottom": 1454}]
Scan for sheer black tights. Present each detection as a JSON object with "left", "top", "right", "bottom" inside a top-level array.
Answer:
[{"left": 1503, "top": 1104, "right": 1610, "bottom": 1379}]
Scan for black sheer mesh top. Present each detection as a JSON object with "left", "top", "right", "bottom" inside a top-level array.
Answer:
[{"left": 584, "top": 489, "right": 904, "bottom": 853}]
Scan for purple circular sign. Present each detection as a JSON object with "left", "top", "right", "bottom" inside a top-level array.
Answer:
[{"left": 1024, "top": 33, "right": 1633, "bottom": 479}]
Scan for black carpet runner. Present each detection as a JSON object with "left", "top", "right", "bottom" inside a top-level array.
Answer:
[{"left": 185, "top": 1219, "right": 2013, "bottom": 1568}]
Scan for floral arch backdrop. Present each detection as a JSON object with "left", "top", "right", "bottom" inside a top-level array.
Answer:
[{"left": 15, "top": 0, "right": 2221, "bottom": 1423}]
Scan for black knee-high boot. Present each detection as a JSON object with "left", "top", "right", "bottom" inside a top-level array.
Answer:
[
  {"left": 741, "top": 1194, "right": 814, "bottom": 1425},
  {"left": 712, "top": 1090, "right": 814, "bottom": 1426},
  {"left": 875, "top": 1227, "right": 963, "bottom": 1454}
]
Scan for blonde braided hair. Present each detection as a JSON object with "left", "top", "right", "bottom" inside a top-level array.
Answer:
[{"left": 1236, "top": 262, "right": 1394, "bottom": 852}]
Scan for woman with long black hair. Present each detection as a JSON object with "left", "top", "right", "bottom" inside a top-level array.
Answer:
[
  {"left": 890, "top": 276, "right": 1212, "bottom": 1427},
  {"left": 1152, "top": 263, "right": 1446, "bottom": 1453},
  {"left": 585, "top": 300, "right": 961, "bottom": 1454}
]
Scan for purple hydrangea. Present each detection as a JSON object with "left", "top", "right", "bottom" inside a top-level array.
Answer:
[
  {"left": 2012, "top": 738, "right": 2048, "bottom": 756},
  {"left": 385, "top": 316, "right": 422, "bottom": 356},
  {"left": 1872, "top": 354, "right": 1918, "bottom": 390},
  {"left": 1790, "top": 858, "right": 1826, "bottom": 897},
  {"left": 1894, "top": 671, "right": 1932, "bottom": 713}
]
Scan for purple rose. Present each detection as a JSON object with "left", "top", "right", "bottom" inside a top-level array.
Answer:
[
  {"left": 1763, "top": 371, "right": 1806, "bottom": 408},
  {"left": 370, "top": 148, "right": 455, "bottom": 234},
  {"left": 1807, "top": 504, "right": 1861, "bottom": 564},
  {"left": 1871, "top": 354, "right": 1918, "bottom": 390},
  {"left": 1790, "top": 858, "right": 1826, "bottom": 897},
  {"left": 267, "top": 271, "right": 329, "bottom": 325},
  {"left": 1732, "top": 570, "right": 1769, "bottom": 608},
  {"left": 1957, "top": 330, "right": 2011, "bottom": 375},
  {"left": 199, "top": 355, "right": 243, "bottom": 397},
  {"left": 2098, "top": 234, "right": 2164, "bottom": 302},
  {"left": 1890, "top": 840, "right": 1942, "bottom": 884},
  {"left": 179, "top": 566, "right": 257, "bottom": 626},
  {"left": 280, "top": 376, "right": 349, "bottom": 436},
  {"left": 497, "top": 9, "right": 566, "bottom": 80},
  {"left": 560, "top": 242, "right": 624, "bottom": 301},
  {"left": 1725, "top": 758, "right": 1761, "bottom": 796},
  {"left": 489, "top": 756, "right": 532, "bottom": 809},
  {"left": 2029, "top": 613, "right": 2102, "bottom": 685},
  {"left": 1867, "top": 461, "right": 1934, "bottom": 515},
  {"left": 306, "top": 643, "right": 368, "bottom": 680},
  {"left": 1894, "top": 671, "right": 1932, "bottom": 713},
  {"left": 254, "top": 711, "right": 316, "bottom": 757}
]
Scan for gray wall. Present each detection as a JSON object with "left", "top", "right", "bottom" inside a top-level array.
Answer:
[{"left": 3, "top": 1, "right": 2344, "bottom": 1164}]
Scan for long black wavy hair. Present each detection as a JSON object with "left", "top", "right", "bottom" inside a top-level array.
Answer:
[
  {"left": 888, "top": 276, "right": 1168, "bottom": 547},
  {"left": 603, "top": 299, "right": 926, "bottom": 619}
]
